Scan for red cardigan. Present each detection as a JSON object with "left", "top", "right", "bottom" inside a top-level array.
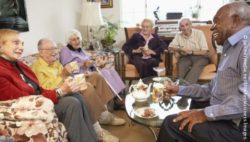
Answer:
[{"left": 0, "top": 57, "right": 58, "bottom": 103}]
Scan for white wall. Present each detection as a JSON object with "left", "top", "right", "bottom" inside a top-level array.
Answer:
[
  {"left": 101, "top": 0, "right": 126, "bottom": 49},
  {"left": 17, "top": 0, "right": 239, "bottom": 56},
  {"left": 21, "top": 0, "right": 125, "bottom": 56},
  {"left": 21, "top": 0, "right": 82, "bottom": 56}
]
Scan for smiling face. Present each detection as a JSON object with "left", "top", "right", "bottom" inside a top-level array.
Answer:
[
  {"left": 0, "top": 30, "right": 24, "bottom": 61},
  {"left": 179, "top": 19, "right": 192, "bottom": 37},
  {"left": 141, "top": 19, "right": 153, "bottom": 36},
  {"left": 210, "top": 7, "right": 234, "bottom": 45},
  {"left": 38, "top": 39, "right": 59, "bottom": 65},
  {"left": 68, "top": 34, "right": 81, "bottom": 50}
]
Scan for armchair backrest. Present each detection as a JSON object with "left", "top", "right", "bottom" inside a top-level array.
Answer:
[
  {"left": 192, "top": 25, "right": 217, "bottom": 65},
  {"left": 124, "top": 27, "right": 158, "bottom": 41}
]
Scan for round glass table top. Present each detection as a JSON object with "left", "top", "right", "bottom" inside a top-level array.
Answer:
[{"left": 125, "top": 77, "right": 191, "bottom": 127}]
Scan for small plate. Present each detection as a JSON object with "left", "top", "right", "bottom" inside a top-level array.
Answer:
[{"left": 134, "top": 107, "right": 158, "bottom": 119}]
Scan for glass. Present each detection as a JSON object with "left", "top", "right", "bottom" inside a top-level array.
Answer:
[
  {"left": 67, "top": 61, "right": 80, "bottom": 73},
  {"left": 151, "top": 83, "right": 164, "bottom": 103},
  {"left": 142, "top": 45, "right": 151, "bottom": 59},
  {"left": 125, "top": 76, "right": 191, "bottom": 130},
  {"left": 153, "top": 67, "right": 166, "bottom": 82}
]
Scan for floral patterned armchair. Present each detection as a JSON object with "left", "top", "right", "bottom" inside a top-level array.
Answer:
[{"left": 0, "top": 95, "right": 68, "bottom": 142}]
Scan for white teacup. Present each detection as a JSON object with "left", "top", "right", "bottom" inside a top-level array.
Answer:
[
  {"left": 68, "top": 61, "right": 80, "bottom": 73},
  {"left": 152, "top": 82, "right": 164, "bottom": 103},
  {"left": 74, "top": 74, "right": 87, "bottom": 90}
]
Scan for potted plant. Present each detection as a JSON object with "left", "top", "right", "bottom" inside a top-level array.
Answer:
[{"left": 99, "top": 19, "right": 120, "bottom": 50}]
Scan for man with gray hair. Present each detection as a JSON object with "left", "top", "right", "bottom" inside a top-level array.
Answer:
[
  {"left": 169, "top": 17, "right": 210, "bottom": 108},
  {"left": 157, "top": 2, "right": 250, "bottom": 142},
  {"left": 169, "top": 18, "right": 209, "bottom": 84}
]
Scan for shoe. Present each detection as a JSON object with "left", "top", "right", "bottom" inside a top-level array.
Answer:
[
  {"left": 109, "top": 115, "right": 126, "bottom": 126},
  {"left": 99, "top": 112, "right": 126, "bottom": 126},
  {"left": 97, "top": 129, "right": 119, "bottom": 142}
]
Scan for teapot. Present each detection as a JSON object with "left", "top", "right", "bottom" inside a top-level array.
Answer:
[{"left": 129, "top": 79, "right": 151, "bottom": 102}]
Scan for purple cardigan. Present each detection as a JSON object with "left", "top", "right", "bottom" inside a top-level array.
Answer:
[
  {"left": 60, "top": 46, "right": 90, "bottom": 74},
  {"left": 59, "top": 45, "right": 125, "bottom": 94}
]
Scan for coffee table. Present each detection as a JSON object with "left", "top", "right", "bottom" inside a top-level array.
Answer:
[{"left": 125, "top": 77, "right": 191, "bottom": 140}]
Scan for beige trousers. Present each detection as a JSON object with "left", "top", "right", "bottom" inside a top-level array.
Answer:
[
  {"left": 86, "top": 72, "right": 114, "bottom": 105},
  {"left": 80, "top": 82, "right": 106, "bottom": 124}
]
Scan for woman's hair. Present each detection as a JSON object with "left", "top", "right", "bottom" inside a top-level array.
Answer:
[
  {"left": 141, "top": 18, "right": 154, "bottom": 28},
  {"left": 65, "top": 29, "right": 82, "bottom": 43},
  {"left": 0, "top": 29, "right": 19, "bottom": 44}
]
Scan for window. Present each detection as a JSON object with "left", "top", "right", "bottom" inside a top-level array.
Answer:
[{"left": 121, "top": 0, "right": 229, "bottom": 27}]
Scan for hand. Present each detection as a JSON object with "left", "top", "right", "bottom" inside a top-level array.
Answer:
[
  {"left": 83, "top": 60, "right": 93, "bottom": 68},
  {"left": 147, "top": 48, "right": 156, "bottom": 55},
  {"left": 95, "top": 56, "right": 107, "bottom": 68},
  {"left": 84, "top": 72, "right": 90, "bottom": 77},
  {"left": 63, "top": 64, "right": 73, "bottom": 75},
  {"left": 163, "top": 82, "right": 178, "bottom": 99},
  {"left": 173, "top": 109, "right": 208, "bottom": 132},
  {"left": 59, "top": 77, "right": 81, "bottom": 95},
  {"left": 169, "top": 46, "right": 180, "bottom": 52},
  {"left": 179, "top": 48, "right": 192, "bottom": 55},
  {"left": 132, "top": 47, "right": 143, "bottom": 53}
]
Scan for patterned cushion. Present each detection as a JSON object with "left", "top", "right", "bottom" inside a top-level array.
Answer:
[
  {"left": 19, "top": 53, "right": 39, "bottom": 66},
  {"left": 0, "top": 96, "right": 68, "bottom": 142},
  {"left": 20, "top": 50, "right": 114, "bottom": 69}
]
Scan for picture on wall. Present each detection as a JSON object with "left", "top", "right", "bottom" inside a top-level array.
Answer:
[
  {"left": 0, "top": 0, "right": 29, "bottom": 32},
  {"left": 91, "top": 0, "right": 113, "bottom": 8},
  {"left": 100, "top": 0, "right": 113, "bottom": 8}
]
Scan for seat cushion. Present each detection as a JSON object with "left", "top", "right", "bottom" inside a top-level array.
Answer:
[
  {"left": 125, "top": 62, "right": 165, "bottom": 78},
  {"left": 201, "top": 64, "right": 216, "bottom": 73},
  {"left": 172, "top": 63, "right": 216, "bottom": 81},
  {"left": 199, "top": 64, "right": 217, "bottom": 81},
  {"left": 125, "top": 64, "right": 139, "bottom": 78}
]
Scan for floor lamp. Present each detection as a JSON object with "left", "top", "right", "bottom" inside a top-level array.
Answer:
[{"left": 80, "top": 2, "right": 105, "bottom": 50}]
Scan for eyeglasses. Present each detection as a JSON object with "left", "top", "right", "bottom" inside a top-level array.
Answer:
[{"left": 39, "top": 48, "right": 59, "bottom": 51}]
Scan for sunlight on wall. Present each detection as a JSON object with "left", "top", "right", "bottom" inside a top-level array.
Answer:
[{"left": 121, "top": 0, "right": 228, "bottom": 26}]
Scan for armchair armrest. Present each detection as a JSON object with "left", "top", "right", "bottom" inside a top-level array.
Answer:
[
  {"left": 163, "top": 50, "right": 172, "bottom": 76},
  {"left": 120, "top": 50, "right": 126, "bottom": 80}
]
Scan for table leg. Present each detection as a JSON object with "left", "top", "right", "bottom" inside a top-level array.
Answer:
[{"left": 148, "top": 127, "right": 158, "bottom": 141}]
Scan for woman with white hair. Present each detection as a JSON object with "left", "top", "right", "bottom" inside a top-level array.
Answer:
[
  {"left": 60, "top": 29, "right": 126, "bottom": 142},
  {"left": 122, "top": 18, "right": 167, "bottom": 78},
  {"left": 0, "top": 29, "right": 97, "bottom": 142}
]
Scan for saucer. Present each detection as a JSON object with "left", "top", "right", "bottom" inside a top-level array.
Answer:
[{"left": 134, "top": 107, "right": 158, "bottom": 119}]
